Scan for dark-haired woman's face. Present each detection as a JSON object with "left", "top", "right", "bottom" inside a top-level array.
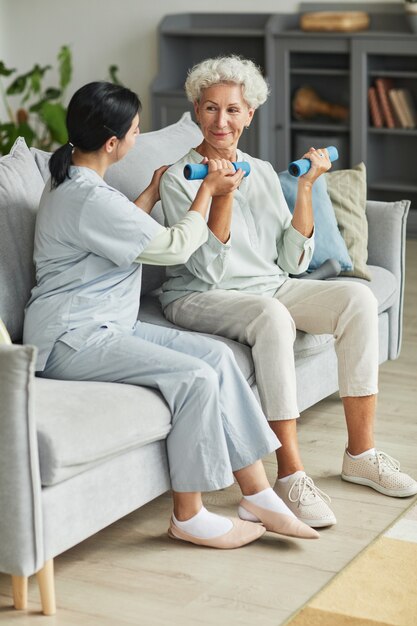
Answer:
[{"left": 116, "top": 113, "right": 140, "bottom": 161}]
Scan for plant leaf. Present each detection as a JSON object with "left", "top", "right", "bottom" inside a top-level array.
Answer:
[
  {"left": 0, "top": 120, "right": 35, "bottom": 151},
  {"left": 0, "top": 61, "right": 16, "bottom": 77},
  {"left": 0, "top": 122, "right": 19, "bottom": 155},
  {"left": 45, "top": 87, "right": 62, "bottom": 100},
  {"left": 109, "top": 64, "right": 123, "bottom": 85},
  {"left": 6, "top": 74, "right": 28, "bottom": 95},
  {"left": 30, "top": 89, "right": 63, "bottom": 112},
  {"left": 29, "top": 65, "right": 45, "bottom": 94},
  {"left": 38, "top": 101, "right": 68, "bottom": 144},
  {"left": 0, "top": 122, "right": 17, "bottom": 132},
  {"left": 28, "top": 98, "right": 46, "bottom": 113},
  {"left": 58, "top": 45, "right": 72, "bottom": 90}
]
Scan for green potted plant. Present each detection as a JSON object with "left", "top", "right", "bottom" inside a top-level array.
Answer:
[{"left": 0, "top": 45, "right": 72, "bottom": 155}]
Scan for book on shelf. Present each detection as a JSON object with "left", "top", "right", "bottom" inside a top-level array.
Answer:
[
  {"left": 368, "top": 86, "right": 383, "bottom": 128},
  {"left": 375, "top": 78, "right": 397, "bottom": 129},
  {"left": 388, "top": 89, "right": 409, "bottom": 128},
  {"left": 397, "top": 88, "right": 416, "bottom": 129},
  {"left": 388, "top": 88, "right": 417, "bottom": 129}
]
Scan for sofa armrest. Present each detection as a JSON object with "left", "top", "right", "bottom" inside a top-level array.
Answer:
[
  {"left": 0, "top": 344, "right": 44, "bottom": 576},
  {"left": 366, "top": 199, "right": 410, "bottom": 359}
]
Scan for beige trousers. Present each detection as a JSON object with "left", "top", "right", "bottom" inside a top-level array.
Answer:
[{"left": 164, "top": 278, "right": 379, "bottom": 421}]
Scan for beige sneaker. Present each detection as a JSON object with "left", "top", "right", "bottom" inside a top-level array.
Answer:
[
  {"left": 342, "top": 449, "right": 417, "bottom": 497},
  {"left": 273, "top": 471, "right": 337, "bottom": 528}
]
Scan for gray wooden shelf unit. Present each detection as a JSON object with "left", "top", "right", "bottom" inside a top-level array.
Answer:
[{"left": 152, "top": 4, "right": 417, "bottom": 236}]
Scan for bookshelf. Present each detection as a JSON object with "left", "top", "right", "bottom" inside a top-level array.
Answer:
[
  {"left": 269, "top": 24, "right": 352, "bottom": 173},
  {"left": 352, "top": 35, "right": 417, "bottom": 235},
  {"left": 152, "top": 4, "right": 417, "bottom": 236}
]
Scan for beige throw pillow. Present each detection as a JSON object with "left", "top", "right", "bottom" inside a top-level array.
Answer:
[
  {"left": 325, "top": 162, "right": 371, "bottom": 280},
  {"left": 0, "top": 319, "right": 11, "bottom": 345}
]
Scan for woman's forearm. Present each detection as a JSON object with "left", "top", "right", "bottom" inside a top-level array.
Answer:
[
  {"left": 136, "top": 212, "right": 208, "bottom": 265},
  {"left": 291, "top": 180, "right": 314, "bottom": 238},
  {"left": 134, "top": 188, "right": 159, "bottom": 214},
  {"left": 206, "top": 194, "right": 233, "bottom": 243},
  {"left": 188, "top": 180, "right": 213, "bottom": 218}
]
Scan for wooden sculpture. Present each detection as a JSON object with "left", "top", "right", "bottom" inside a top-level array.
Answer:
[{"left": 292, "top": 86, "right": 349, "bottom": 122}]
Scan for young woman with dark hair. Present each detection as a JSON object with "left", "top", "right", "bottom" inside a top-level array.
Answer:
[
  {"left": 23, "top": 81, "right": 318, "bottom": 549},
  {"left": 49, "top": 81, "right": 141, "bottom": 188}
]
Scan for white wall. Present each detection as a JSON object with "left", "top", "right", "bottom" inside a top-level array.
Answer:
[{"left": 0, "top": 0, "right": 390, "bottom": 130}]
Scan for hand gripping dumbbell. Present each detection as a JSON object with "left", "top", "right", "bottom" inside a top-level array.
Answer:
[
  {"left": 183, "top": 161, "right": 251, "bottom": 180},
  {"left": 288, "top": 146, "right": 339, "bottom": 177}
]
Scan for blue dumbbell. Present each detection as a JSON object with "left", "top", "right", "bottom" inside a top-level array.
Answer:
[
  {"left": 288, "top": 146, "right": 339, "bottom": 177},
  {"left": 183, "top": 161, "right": 251, "bottom": 180}
]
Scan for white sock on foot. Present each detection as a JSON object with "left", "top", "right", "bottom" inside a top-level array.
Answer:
[
  {"left": 277, "top": 470, "right": 305, "bottom": 484},
  {"left": 239, "top": 487, "right": 296, "bottom": 522},
  {"left": 347, "top": 447, "right": 376, "bottom": 459},
  {"left": 172, "top": 506, "right": 233, "bottom": 539}
]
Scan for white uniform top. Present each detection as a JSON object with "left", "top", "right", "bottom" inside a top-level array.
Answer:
[
  {"left": 23, "top": 166, "right": 207, "bottom": 371},
  {"left": 159, "top": 148, "right": 315, "bottom": 310}
]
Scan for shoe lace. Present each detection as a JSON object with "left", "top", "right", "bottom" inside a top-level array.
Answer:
[
  {"left": 288, "top": 475, "right": 331, "bottom": 506},
  {"left": 375, "top": 451, "right": 400, "bottom": 476}
]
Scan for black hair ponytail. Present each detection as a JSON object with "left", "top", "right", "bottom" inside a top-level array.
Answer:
[
  {"left": 49, "top": 81, "right": 141, "bottom": 188},
  {"left": 49, "top": 142, "right": 74, "bottom": 189}
]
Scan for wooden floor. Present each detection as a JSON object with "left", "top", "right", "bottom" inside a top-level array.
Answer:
[{"left": 1, "top": 241, "right": 417, "bottom": 626}]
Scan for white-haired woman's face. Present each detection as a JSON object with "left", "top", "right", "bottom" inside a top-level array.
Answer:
[{"left": 194, "top": 83, "right": 254, "bottom": 154}]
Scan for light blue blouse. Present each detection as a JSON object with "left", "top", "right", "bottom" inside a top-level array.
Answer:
[
  {"left": 159, "top": 149, "right": 315, "bottom": 310},
  {"left": 23, "top": 166, "right": 162, "bottom": 370}
]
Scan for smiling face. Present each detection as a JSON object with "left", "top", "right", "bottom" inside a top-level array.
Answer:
[{"left": 194, "top": 83, "right": 255, "bottom": 159}]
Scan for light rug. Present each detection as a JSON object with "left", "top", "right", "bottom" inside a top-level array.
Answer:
[{"left": 284, "top": 500, "right": 417, "bottom": 626}]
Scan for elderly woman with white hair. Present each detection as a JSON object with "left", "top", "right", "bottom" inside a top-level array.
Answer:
[{"left": 159, "top": 55, "right": 417, "bottom": 529}]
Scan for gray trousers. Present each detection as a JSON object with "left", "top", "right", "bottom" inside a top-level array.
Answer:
[
  {"left": 41, "top": 322, "right": 279, "bottom": 492},
  {"left": 165, "top": 278, "right": 379, "bottom": 421}
]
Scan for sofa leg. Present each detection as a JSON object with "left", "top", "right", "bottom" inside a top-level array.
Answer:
[
  {"left": 36, "top": 559, "right": 56, "bottom": 616},
  {"left": 11, "top": 575, "right": 28, "bottom": 610}
]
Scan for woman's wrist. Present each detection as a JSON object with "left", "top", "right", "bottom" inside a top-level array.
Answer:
[
  {"left": 200, "top": 178, "right": 215, "bottom": 196},
  {"left": 135, "top": 187, "right": 158, "bottom": 214},
  {"left": 189, "top": 181, "right": 211, "bottom": 217},
  {"left": 297, "top": 178, "right": 314, "bottom": 192}
]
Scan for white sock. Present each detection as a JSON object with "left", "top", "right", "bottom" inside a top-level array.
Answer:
[
  {"left": 238, "top": 487, "right": 296, "bottom": 522},
  {"left": 277, "top": 470, "right": 305, "bottom": 483},
  {"left": 347, "top": 447, "right": 376, "bottom": 459},
  {"left": 172, "top": 506, "right": 233, "bottom": 539}
]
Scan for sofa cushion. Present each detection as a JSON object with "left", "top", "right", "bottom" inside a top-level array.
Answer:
[
  {"left": 279, "top": 169, "right": 353, "bottom": 272},
  {"left": 35, "top": 377, "right": 172, "bottom": 486},
  {"left": 30, "top": 147, "right": 51, "bottom": 183},
  {"left": 0, "top": 318, "right": 12, "bottom": 344},
  {"left": 105, "top": 112, "right": 202, "bottom": 203},
  {"left": 332, "top": 265, "right": 397, "bottom": 314},
  {"left": 0, "top": 138, "right": 45, "bottom": 342},
  {"left": 326, "top": 162, "right": 371, "bottom": 280}
]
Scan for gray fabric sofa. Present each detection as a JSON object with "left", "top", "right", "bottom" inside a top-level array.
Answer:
[{"left": 0, "top": 113, "right": 409, "bottom": 615}]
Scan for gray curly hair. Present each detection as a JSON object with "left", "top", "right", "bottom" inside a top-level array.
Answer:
[{"left": 185, "top": 55, "right": 269, "bottom": 109}]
